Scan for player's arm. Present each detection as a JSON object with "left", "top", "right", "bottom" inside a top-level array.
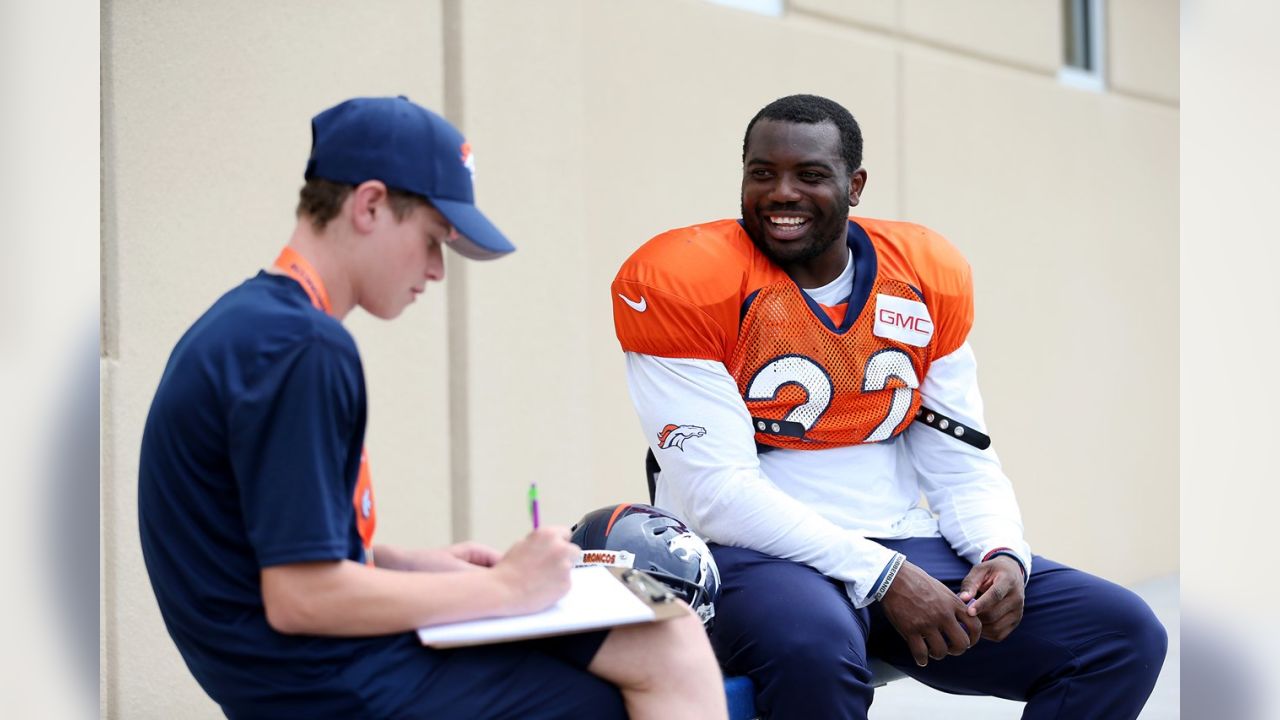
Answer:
[
  {"left": 889, "top": 225, "right": 1030, "bottom": 576},
  {"left": 908, "top": 342, "right": 1031, "bottom": 576},
  {"left": 627, "top": 352, "right": 905, "bottom": 608},
  {"left": 233, "top": 339, "right": 566, "bottom": 636},
  {"left": 372, "top": 541, "right": 502, "bottom": 572},
  {"left": 906, "top": 341, "right": 1030, "bottom": 640},
  {"left": 260, "top": 527, "right": 574, "bottom": 636}
]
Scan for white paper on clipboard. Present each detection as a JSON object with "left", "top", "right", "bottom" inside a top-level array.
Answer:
[{"left": 416, "top": 565, "right": 661, "bottom": 648}]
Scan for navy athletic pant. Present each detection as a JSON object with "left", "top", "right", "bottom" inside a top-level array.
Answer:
[{"left": 709, "top": 537, "right": 1167, "bottom": 719}]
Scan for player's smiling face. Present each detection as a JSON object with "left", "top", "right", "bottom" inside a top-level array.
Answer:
[{"left": 741, "top": 119, "right": 865, "bottom": 287}]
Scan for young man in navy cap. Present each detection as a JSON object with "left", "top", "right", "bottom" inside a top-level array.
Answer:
[{"left": 138, "top": 96, "right": 727, "bottom": 719}]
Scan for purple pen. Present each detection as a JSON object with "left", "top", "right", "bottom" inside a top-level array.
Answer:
[{"left": 528, "top": 482, "right": 540, "bottom": 530}]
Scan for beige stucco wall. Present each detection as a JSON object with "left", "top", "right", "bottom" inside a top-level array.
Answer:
[
  {"left": 101, "top": 0, "right": 1177, "bottom": 716},
  {"left": 1111, "top": 0, "right": 1180, "bottom": 102},
  {"left": 899, "top": 41, "right": 1178, "bottom": 582}
]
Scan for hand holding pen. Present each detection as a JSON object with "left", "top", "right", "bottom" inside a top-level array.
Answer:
[{"left": 490, "top": 486, "right": 574, "bottom": 615}]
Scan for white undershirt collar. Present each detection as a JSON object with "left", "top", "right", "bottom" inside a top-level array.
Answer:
[{"left": 802, "top": 248, "right": 855, "bottom": 306}]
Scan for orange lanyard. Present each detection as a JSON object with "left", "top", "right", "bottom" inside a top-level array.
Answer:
[
  {"left": 272, "top": 247, "right": 378, "bottom": 565},
  {"left": 273, "top": 246, "right": 333, "bottom": 314}
]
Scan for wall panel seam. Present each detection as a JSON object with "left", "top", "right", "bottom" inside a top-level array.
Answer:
[{"left": 442, "top": 0, "right": 471, "bottom": 542}]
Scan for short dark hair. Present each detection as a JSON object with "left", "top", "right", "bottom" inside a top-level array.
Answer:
[
  {"left": 296, "top": 178, "right": 430, "bottom": 231},
  {"left": 742, "top": 94, "right": 863, "bottom": 174}
]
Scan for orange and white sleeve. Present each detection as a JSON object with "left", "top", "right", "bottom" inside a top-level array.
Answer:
[
  {"left": 913, "top": 225, "right": 975, "bottom": 360},
  {"left": 906, "top": 227, "right": 1030, "bottom": 577},
  {"left": 611, "top": 227, "right": 748, "bottom": 361}
]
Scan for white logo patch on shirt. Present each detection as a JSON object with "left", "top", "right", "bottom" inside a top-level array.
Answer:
[
  {"left": 873, "top": 294, "right": 934, "bottom": 347},
  {"left": 618, "top": 292, "right": 647, "bottom": 312}
]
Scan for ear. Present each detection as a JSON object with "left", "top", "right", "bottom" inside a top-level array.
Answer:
[
  {"left": 349, "top": 180, "right": 389, "bottom": 234},
  {"left": 848, "top": 168, "right": 868, "bottom": 207}
]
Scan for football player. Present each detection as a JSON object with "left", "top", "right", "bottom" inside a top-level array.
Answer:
[{"left": 612, "top": 94, "right": 1166, "bottom": 720}]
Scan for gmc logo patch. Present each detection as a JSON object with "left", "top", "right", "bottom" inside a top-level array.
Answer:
[{"left": 873, "top": 294, "right": 934, "bottom": 347}]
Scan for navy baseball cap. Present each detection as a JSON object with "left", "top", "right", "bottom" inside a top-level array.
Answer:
[{"left": 305, "top": 96, "right": 515, "bottom": 260}]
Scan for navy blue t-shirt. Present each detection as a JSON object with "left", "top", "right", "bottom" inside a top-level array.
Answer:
[{"left": 138, "top": 272, "right": 439, "bottom": 717}]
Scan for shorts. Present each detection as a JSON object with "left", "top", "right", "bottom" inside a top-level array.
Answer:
[{"left": 384, "top": 629, "right": 626, "bottom": 719}]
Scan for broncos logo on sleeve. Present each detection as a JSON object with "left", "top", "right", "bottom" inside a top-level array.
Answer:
[{"left": 657, "top": 424, "right": 707, "bottom": 451}]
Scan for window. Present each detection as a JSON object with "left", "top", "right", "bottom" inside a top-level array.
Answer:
[
  {"left": 1059, "top": 0, "right": 1105, "bottom": 91},
  {"left": 704, "top": 0, "right": 784, "bottom": 17}
]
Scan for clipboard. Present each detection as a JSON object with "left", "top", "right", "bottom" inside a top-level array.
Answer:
[{"left": 416, "top": 566, "right": 687, "bottom": 648}]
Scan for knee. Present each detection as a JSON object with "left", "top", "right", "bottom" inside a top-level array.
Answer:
[
  {"left": 748, "top": 610, "right": 876, "bottom": 716},
  {"left": 1099, "top": 588, "right": 1168, "bottom": 679},
  {"left": 1128, "top": 598, "right": 1168, "bottom": 673},
  {"left": 593, "top": 610, "right": 721, "bottom": 699},
  {"left": 643, "top": 612, "right": 723, "bottom": 686}
]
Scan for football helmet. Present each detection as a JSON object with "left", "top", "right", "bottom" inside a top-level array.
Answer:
[{"left": 571, "top": 503, "right": 721, "bottom": 628}]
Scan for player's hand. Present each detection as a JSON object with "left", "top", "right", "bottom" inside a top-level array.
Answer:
[
  {"left": 958, "top": 555, "right": 1025, "bottom": 642},
  {"left": 491, "top": 526, "right": 577, "bottom": 615},
  {"left": 880, "top": 561, "right": 982, "bottom": 667}
]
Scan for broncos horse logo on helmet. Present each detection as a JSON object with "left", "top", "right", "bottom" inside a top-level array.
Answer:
[{"left": 571, "top": 503, "right": 721, "bottom": 628}]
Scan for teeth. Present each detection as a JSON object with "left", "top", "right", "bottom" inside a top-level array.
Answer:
[{"left": 769, "top": 217, "right": 806, "bottom": 226}]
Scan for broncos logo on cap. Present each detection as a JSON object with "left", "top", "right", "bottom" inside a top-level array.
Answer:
[
  {"left": 460, "top": 141, "right": 475, "bottom": 180},
  {"left": 657, "top": 424, "right": 706, "bottom": 451}
]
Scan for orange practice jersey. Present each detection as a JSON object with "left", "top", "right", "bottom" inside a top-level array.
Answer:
[{"left": 613, "top": 218, "right": 974, "bottom": 450}]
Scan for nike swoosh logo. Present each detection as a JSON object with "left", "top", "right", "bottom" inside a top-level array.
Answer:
[{"left": 618, "top": 293, "right": 647, "bottom": 312}]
